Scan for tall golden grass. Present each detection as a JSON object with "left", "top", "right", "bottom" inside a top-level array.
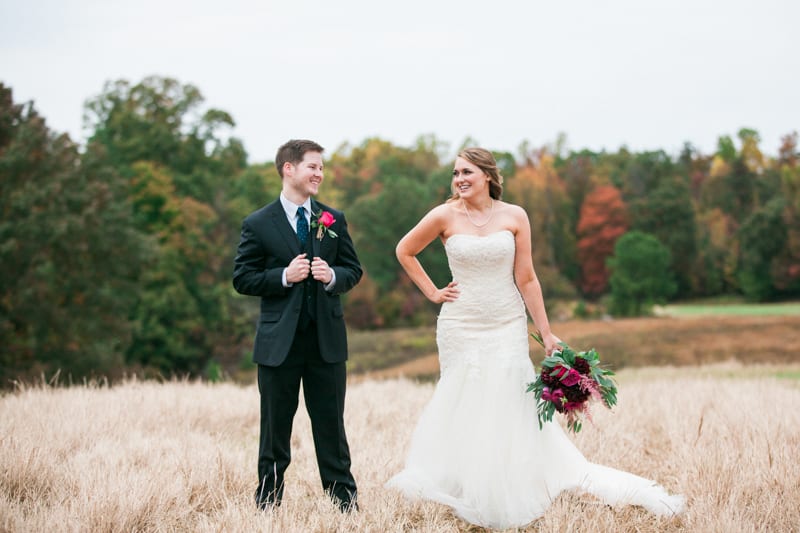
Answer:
[{"left": 2, "top": 363, "right": 799, "bottom": 532}]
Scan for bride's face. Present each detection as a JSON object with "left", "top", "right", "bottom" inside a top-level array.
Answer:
[{"left": 452, "top": 157, "right": 489, "bottom": 199}]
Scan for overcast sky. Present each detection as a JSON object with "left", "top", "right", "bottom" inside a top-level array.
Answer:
[{"left": 1, "top": 0, "right": 798, "bottom": 163}]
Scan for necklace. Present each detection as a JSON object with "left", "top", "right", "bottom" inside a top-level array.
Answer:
[{"left": 463, "top": 198, "right": 495, "bottom": 227}]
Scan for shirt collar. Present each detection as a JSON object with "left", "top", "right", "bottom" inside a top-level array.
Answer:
[{"left": 279, "top": 192, "right": 312, "bottom": 219}]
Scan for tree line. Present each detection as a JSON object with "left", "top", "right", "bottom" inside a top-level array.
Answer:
[{"left": 1, "top": 77, "right": 798, "bottom": 385}]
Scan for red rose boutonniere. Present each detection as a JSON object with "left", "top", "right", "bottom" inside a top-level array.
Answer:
[{"left": 312, "top": 209, "right": 338, "bottom": 240}]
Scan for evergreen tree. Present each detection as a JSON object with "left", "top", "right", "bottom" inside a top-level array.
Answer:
[
  {"left": 608, "top": 231, "right": 676, "bottom": 316},
  {"left": 737, "top": 197, "right": 787, "bottom": 301}
]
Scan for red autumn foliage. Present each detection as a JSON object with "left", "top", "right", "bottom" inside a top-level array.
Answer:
[{"left": 576, "top": 185, "right": 629, "bottom": 296}]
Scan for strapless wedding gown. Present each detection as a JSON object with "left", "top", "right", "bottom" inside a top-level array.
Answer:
[{"left": 386, "top": 230, "right": 684, "bottom": 529}]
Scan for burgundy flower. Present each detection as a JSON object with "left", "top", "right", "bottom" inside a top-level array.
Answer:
[
  {"left": 561, "top": 368, "right": 582, "bottom": 387},
  {"left": 541, "top": 386, "right": 565, "bottom": 404},
  {"left": 573, "top": 357, "right": 590, "bottom": 374},
  {"left": 564, "top": 386, "right": 589, "bottom": 403}
]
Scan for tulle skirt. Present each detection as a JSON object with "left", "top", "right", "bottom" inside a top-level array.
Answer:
[{"left": 386, "top": 323, "right": 684, "bottom": 529}]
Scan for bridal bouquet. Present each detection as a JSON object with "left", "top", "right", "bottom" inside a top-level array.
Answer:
[{"left": 526, "top": 332, "right": 617, "bottom": 433}]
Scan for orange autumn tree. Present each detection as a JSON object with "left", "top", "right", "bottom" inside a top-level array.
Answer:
[
  {"left": 504, "top": 150, "right": 577, "bottom": 298},
  {"left": 576, "top": 185, "right": 629, "bottom": 297}
]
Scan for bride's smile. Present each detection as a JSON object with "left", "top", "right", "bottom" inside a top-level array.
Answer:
[{"left": 452, "top": 156, "right": 491, "bottom": 200}]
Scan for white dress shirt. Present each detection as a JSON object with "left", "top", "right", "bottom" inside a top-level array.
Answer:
[{"left": 279, "top": 193, "right": 336, "bottom": 291}]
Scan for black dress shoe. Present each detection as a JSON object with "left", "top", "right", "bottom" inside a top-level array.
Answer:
[
  {"left": 338, "top": 498, "right": 359, "bottom": 513},
  {"left": 256, "top": 498, "right": 281, "bottom": 511},
  {"left": 255, "top": 487, "right": 281, "bottom": 510},
  {"left": 328, "top": 487, "right": 358, "bottom": 513}
]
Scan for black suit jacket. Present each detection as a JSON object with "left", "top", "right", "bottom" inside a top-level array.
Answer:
[{"left": 233, "top": 198, "right": 362, "bottom": 366}]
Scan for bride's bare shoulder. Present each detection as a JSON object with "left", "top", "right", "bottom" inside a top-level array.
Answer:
[
  {"left": 503, "top": 202, "right": 529, "bottom": 219},
  {"left": 494, "top": 201, "right": 528, "bottom": 224},
  {"left": 413, "top": 203, "right": 457, "bottom": 234},
  {"left": 429, "top": 201, "right": 465, "bottom": 219}
]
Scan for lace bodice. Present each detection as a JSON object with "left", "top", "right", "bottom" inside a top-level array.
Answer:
[
  {"left": 440, "top": 230, "right": 525, "bottom": 323},
  {"left": 436, "top": 230, "right": 530, "bottom": 374}
]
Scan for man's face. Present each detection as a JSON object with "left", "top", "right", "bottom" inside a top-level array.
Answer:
[{"left": 284, "top": 151, "right": 324, "bottom": 199}]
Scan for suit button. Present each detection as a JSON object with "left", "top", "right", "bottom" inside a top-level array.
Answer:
[{"left": 294, "top": 308, "right": 300, "bottom": 314}]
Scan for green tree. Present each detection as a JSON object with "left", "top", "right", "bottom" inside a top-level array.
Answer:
[
  {"left": 607, "top": 231, "right": 676, "bottom": 316},
  {"left": 554, "top": 150, "right": 597, "bottom": 284},
  {"left": 84, "top": 76, "right": 248, "bottom": 376},
  {"left": 327, "top": 136, "right": 444, "bottom": 209},
  {"left": 617, "top": 150, "right": 677, "bottom": 196},
  {"left": 350, "top": 180, "right": 445, "bottom": 326},
  {"left": 737, "top": 197, "right": 787, "bottom": 301},
  {"left": 226, "top": 163, "right": 282, "bottom": 225},
  {"left": 628, "top": 176, "right": 697, "bottom": 296},
  {"left": 504, "top": 150, "right": 577, "bottom": 299},
  {"left": 329, "top": 138, "right": 450, "bottom": 326},
  {"left": 771, "top": 132, "right": 800, "bottom": 294},
  {"left": 702, "top": 130, "right": 776, "bottom": 224},
  {"left": 0, "top": 84, "right": 147, "bottom": 383},
  {"left": 691, "top": 208, "right": 737, "bottom": 295}
]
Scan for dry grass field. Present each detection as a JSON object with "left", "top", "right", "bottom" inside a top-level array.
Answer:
[{"left": 2, "top": 361, "right": 800, "bottom": 532}]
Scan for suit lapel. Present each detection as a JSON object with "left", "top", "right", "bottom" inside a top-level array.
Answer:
[
  {"left": 310, "top": 199, "right": 321, "bottom": 258},
  {"left": 268, "top": 201, "right": 302, "bottom": 256}
]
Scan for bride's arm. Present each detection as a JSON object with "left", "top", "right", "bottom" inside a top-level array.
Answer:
[
  {"left": 396, "top": 205, "right": 460, "bottom": 304},
  {"left": 510, "top": 205, "right": 562, "bottom": 355}
]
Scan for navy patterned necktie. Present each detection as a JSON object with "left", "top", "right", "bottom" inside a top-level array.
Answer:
[{"left": 296, "top": 206, "right": 309, "bottom": 245}]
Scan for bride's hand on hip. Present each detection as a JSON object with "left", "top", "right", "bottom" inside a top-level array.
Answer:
[{"left": 429, "top": 281, "right": 459, "bottom": 304}]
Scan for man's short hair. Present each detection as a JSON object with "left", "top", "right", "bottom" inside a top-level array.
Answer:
[{"left": 275, "top": 139, "right": 324, "bottom": 178}]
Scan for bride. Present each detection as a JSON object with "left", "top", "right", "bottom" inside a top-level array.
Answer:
[{"left": 385, "top": 147, "right": 685, "bottom": 529}]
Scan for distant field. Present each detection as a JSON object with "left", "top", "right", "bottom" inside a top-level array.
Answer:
[
  {"left": 657, "top": 301, "right": 800, "bottom": 317},
  {"left": 351, "top": 313, "right": 800, "bottom": 381},
  {"left": 232, "top": 303, "right": 800, "bottom": 383}
]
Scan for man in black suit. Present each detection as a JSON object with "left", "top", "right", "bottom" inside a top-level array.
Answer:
[{"left": 233, "top": 139, "right": 362, "bottom": 512}]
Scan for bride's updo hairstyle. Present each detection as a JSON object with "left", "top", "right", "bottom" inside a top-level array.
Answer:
[{"left": 450, "top": 147, "right": 504, "bottom": 201}]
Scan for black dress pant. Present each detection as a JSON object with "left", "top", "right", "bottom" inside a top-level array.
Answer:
[{"left": 255, "top": 320, "right": 357, "bottom": 508}]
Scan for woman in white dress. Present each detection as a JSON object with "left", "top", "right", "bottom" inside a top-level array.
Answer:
[{"left": 386, "top": 147, "right": 685, "bottom": 529}]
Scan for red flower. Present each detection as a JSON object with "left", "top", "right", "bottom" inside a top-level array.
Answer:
[
  {"left": 541, "top": 387, "right": 565, "bottom": 404},
  {"left": 319, "top": 210, "right": 336, "bottom": 227},
  {"left": 561, "top": 368, "right": 582, "bottom": 387},
  {"left": 312, "top": 210, "right": 339, "bottom": 240}
]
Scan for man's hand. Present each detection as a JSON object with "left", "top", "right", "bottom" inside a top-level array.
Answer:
[
  {"left": 286, "top": 253, "right": 311, "bottom": 283},
  {"left": 310, "top": 256, "right": 333, "bottom": 284}
]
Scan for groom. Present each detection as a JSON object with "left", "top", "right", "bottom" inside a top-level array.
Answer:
[{"left": 233, "top": 139, "right": 362, "bottom": 512}]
